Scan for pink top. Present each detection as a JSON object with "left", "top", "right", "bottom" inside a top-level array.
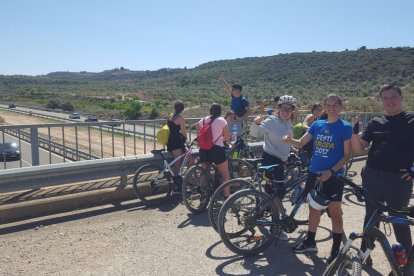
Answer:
[{"left": 198, "top": 116, "right": 227, "bottom": 147}]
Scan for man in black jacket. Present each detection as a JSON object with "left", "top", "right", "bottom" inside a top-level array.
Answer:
[{"left": 352, "top": 84, "right": 414, "bottom": 261}]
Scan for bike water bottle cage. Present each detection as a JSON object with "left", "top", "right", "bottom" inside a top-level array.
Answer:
[{"left": 307, "top": 189, "right": 330, "bottom": 210}]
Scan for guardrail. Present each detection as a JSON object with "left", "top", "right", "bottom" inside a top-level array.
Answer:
[{"left": 0, "top": 142, "right": 264, "bottom": 194}]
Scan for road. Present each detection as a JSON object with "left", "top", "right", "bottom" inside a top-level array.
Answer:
[
  {"left": 0, "top": 133, "right": 66, "bottom": 170},
  {"left": 1, "top": 159, "right": 413, "bottom": 275}
]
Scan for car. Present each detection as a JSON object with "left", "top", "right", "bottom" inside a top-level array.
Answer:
[
  {"left": 8, "top": 104, "right": 16, "bottom": 108},
  {"left": 84, "top": 117, "right": 98, "bottom": 122},
  {"left": 105, "top": 118, "right": 122, "bottom": 127},
  {"left": 0, "top": 142, "right": 21, "bottom": 161},
  {"left": 69, "top": 112, "right": 80, "bottom": 119}
]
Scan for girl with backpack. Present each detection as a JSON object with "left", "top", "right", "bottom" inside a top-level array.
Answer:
[
  {"left": 167, "top": 100, "right": 188, "bottom": 187},
  {"left": 198, "top": 103, "right": 231, "bottom": 196}
]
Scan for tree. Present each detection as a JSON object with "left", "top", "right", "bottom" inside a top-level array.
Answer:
[
  {"left": 124, "top": 101, "right": 142, "bottom": 119},
  {"left": 149, "top": 107, "right": 159, "bottom": 119},
  {"left": 61, "top": 102, "right": 75, "bottom": 112},
  {"left": 46, "top": 99, "right": 60, "bottom": 109}
]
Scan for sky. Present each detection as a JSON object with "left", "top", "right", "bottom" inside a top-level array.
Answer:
[{"left": 1, "top": 0, "right": 414, "bottom": 76}]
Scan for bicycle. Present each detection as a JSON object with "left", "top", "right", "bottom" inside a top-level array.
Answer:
[
  {"left": 181, "top": 157, "right": 254, "bottom": 215},
  {"left": 132, "top": 138, "right": 198, "bottom": 206},
  {"left": 323, "top": 175, "right": 414, "bottom": 276},
  {"left": 208, "top": 151, "right": 309, "bottom": 233},
  {"left": 216, "top": 164, "right": 310, "bottom": 256},
  {"left": 226, "top": 130, "right": 255, "bottom": 159}
]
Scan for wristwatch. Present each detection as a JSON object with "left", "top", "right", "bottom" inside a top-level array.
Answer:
[{"left": 329, "top": 168, "right": 335, "bottom": 175}]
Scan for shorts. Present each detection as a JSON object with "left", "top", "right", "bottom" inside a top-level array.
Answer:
[
  {"left": 262, "top": 151, "right": 285, "bottom": 194},
  {"left": 199, "top": 145, "right": 227, "bottom": 165},
  {"left": 305, "top": 172, "right": 344, "bottom": 202}
]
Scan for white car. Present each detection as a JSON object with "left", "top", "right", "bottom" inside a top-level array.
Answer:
[{"left": 69, "top": 113, "right": 80, "bottom": 119}]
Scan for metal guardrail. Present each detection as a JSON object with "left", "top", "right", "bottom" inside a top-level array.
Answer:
[{"left": 0, "top": 143, "right": 264, "bottom": 195}]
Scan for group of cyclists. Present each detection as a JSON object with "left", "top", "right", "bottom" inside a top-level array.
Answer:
[{"left": 163, "top": 75, "right": 414, "bottom": 271}]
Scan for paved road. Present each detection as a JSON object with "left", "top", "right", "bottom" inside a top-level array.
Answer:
[
  {"left": 1, "top": 159, "right": 413, "bottom": 275},
  {"left": 0, "top": 133, "right": 66, "bottom": 170}
]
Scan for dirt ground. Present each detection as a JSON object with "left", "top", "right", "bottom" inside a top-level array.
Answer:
[
  {"left": 1, "top": 160, "right": 414, "bottom": 275},
  {"left": 0, "top": 110, "right": 158, "bottom": 158}
]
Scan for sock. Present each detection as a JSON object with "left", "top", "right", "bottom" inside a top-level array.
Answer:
[
  {"left": 331, "top": 232, "right": 343, "bottom": 253},
  {"left": 305, "top": 231, "right": 316, "bottom": 244}
]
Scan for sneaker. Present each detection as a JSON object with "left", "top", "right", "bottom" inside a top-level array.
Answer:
[
  {"left": 326, "top": 251, "right": 339, "bottom": 266},
  {"left": 278, "top": 231, "right": 289, "bottom": 241},
  {"left": 293, "top": 241, "right": 318, "bottom": 253}
]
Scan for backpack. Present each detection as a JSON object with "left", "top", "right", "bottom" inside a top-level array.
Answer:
[
  {"left": 156, "top": 124, "right": 170, "bottom": 146},
  {"left": 234, "top": 95, "right": 248, "bottom": 117},
  {"left": 198, "top": 117, "right": 220, "bottom": 150}
]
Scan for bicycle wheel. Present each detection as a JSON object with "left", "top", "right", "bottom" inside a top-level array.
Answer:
[
  {"left": 218, "top": 189, "right": 280, "bottom": 256},
  {"left": 182, "top": 164, "right": 212, "bottom": 214},
  {"left": 228, "top": 158, "right": 254, "bottom": 179},
  {"left": 324, "top": 249, "right": 362, "bottom": 276},
  {"left": 132, "top": 164, "right": 172, "bottom": 206},
  {"left": 208, "top": 178, "right": 254, "bottom": 233}
]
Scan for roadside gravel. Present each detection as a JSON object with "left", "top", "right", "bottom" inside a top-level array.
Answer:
[{"left": 1, "top": 160, "right": 413, "bottom": 275}]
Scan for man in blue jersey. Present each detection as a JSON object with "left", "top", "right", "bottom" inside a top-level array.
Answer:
[{"left": 283, "top": 94, "right": 352, "bottom": 265}]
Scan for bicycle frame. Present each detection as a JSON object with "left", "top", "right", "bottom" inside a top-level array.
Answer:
[
  {"left": 324, "top": 175, "right": 414, "bottom": 276},
  {"left": 161, "top": 148, "right": 193, "bottom": 178}
]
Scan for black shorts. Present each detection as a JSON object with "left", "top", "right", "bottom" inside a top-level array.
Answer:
[
  {"left": 305, "top": 172, "right": 344, "bottom": 202},
  {"left": 199, "top": 145, "right": 227, "bottom": 165},
  {"left": 262, "top": 151, "right": 285, "bottom": 194}
]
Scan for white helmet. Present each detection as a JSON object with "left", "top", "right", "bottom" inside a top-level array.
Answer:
[
  {"left": 307, "top": 189, "right": 330, "bottom": 210},
  {"left": 278, "top": 95, "right": 297, "bottom": 108}
]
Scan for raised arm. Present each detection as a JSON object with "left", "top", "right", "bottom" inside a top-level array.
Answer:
[
  {"left": 219, "top": 74, "right": 232, "bottom": 95},
  {"left": 351, "top": 134, "right": 370, "bottom": 155}
]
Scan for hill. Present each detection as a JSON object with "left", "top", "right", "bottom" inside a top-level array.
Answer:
[{"left": 1, "top": 47, "right": 413, "bottom": 117}]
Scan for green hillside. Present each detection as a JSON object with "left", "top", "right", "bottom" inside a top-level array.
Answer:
[{"left": 1, "top": 47, "right": 414, "bottom": 118}]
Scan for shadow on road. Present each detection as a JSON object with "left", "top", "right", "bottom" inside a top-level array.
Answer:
[{"left": 0, "top": 200, "right": 142, "bottom": 235}]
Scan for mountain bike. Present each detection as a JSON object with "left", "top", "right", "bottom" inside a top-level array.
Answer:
[
  {"left": 132, "top": 138, "right": 198, "bottom": 206},
  {"left": 208, "top": 151, "right": 309, "bottom": 233},
  {"left": 216, "top": 164, "right": 310, "bottom": 256},
  {"left": 323, "top": 175, "right": 414, "bottom": 276},
  {"left": 181, "top": 157, "right": 254, "bottom": 215},
  {"left": 226, "top": 130, "right": 255, "bottom": 159}
]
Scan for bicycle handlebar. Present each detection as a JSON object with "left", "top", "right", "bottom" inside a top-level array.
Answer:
[
  {"left": 237, "top": 130, "right": 250, "bottom": 140},
  {"left": 338, "top": 175, "right": 413, "bottom": 217}
]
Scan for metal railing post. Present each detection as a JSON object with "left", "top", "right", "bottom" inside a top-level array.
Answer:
[{"left": 30, "top": 126, "right": 40, "bottom": 166}]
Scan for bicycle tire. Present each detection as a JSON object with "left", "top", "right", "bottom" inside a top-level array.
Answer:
[
  {"left": 132, "top": 164, "right": 172, "bottom": 206},
  {"left": 181, "top": 164, "right": 212, "bottom": 214},
  {"left": 228, "top": 158, "right": 254, "bottom": 179},
  {"left": 217, "top": 189, "right": 280, "bottom": 256},
  {"left": 323, "top": 249, "right": 362, "bottom": 276},
  {"left": 208, "top": 179, "right": 255, "bottom": 233}
]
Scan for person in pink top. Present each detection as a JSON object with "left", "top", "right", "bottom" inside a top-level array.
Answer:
[{"left": 198, "top": 103, "right": 232, "bottom": 192}]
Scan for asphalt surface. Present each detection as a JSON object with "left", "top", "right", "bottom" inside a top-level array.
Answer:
[{"left": 1, "top": 159, "right": 414, "bottom": 276}]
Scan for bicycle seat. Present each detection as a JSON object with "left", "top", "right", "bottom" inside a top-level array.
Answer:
[
  {"left": 151, "top": 149, "right": 166, "bottom": 155},
  {"left": 245, "top": 158, "right": 263, "bottom": 167}
]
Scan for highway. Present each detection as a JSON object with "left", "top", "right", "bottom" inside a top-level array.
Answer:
[{"left": 0, "top": 133, "right": 67, "bottom": 170}]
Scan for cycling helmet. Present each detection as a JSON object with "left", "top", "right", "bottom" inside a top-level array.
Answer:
[
  {"left": 278, "top": 95, "right": 297, "bottom": 108},
  {"left": 307, "top": 189, "right": 330, "bottom": 210}
]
